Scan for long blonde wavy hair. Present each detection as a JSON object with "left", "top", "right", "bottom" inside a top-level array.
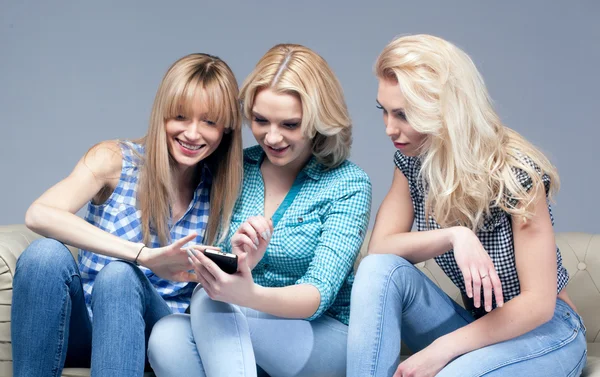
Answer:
[
  {"left": 137, "top": 53, "right": 243, "bottom": 246},
  {"left": 375, "top": 34, "right": 559, "bottom": 230},
  {"left": 239, "top": 44, "right": 352, "bottom": 168}
]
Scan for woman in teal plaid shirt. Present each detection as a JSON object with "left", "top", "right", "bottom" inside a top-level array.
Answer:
[{"left": 149, "top": 44, "right": 372, "bottom": 377}]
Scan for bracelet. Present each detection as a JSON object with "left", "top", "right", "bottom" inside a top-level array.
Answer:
[{"left": 134, "top": 244, "right": 146, "bottom": 266}]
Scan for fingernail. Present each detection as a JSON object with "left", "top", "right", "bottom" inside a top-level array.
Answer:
[
  {"left": 486, "top": 306, "right": 491, "bottom": 312},
  {"left": 254, "top": 237, "right": 260, "bottom": 246},
  {"left": 191, "top": 248, "right": 199, "bottom": 257},
  {"left": 498, "top": 302, "right": 504, "bottom": 307},
  {"left": 188, "top": 257, "right": 193, "bottom": 264},
  {"left": 186, "top": 249, "right": 194, "bottom": 258},
  {"left": 260, "top": 231, "right": 269, "bottom": 241}
]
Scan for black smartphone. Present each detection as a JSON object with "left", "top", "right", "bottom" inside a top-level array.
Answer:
[{"left": 203, "top": 249, "right": 238, "bottom": 274}]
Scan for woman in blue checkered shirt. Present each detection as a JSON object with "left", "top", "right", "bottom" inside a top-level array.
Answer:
[
  {"left": 148, "top": 44, "right": 372, "bottom": 377},
  {"left": 347, "top": 35, "right": 587, "bottom": 376},
  {"left": 11, "top": 54, "right": 243, "bottom": 376}
]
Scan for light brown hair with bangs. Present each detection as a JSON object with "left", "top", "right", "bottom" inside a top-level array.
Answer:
[{"left": 138, "top": 53, "right": 243, "bottom": 246}]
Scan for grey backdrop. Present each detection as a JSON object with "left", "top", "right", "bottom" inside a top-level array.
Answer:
[{"left": 1, "top": 1, "right": 598, "bottom": 233}]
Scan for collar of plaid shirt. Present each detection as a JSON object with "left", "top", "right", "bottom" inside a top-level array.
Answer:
[{"left": 243, "top": 145, "right": 325, "bottom": 181}]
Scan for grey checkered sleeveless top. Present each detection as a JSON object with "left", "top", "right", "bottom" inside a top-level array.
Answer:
[{"left": 394, "top": 151, "right": 569, "bottom": 317}]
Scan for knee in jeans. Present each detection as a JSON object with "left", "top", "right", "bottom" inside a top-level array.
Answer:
[
  {"left": 16, "top": 238, "right": 74, "bottom": 276},
  {"left": 94, "top": 260, "right": 141, "bottom": 294},
  {"left": 353, "top": 254, "right": 417, "bottom": 298},
  {"left": 148, "top": 314, "right": 192, "bottom": 366},
  {"left": 148, "top": 314, "right": 189, "bottom": 348},
  {"left": 356, "top": 254, "right": 412, "bottom": 278},
  {"left": 190, "top": 288, "right": 239, "bottom": 320},
  {"left": 190, "top": 288, "right": 214, "bottom": 315}
]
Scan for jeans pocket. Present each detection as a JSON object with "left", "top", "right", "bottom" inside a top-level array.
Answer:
[
  {"left": 558, "top": 301, "right": 586, "bottom": 336},
  {"left": 575, "top": 311, "right": 587, "bottom": 335},
  {"left": 573, "top": 311, "right": 587, "bottom": 336}
]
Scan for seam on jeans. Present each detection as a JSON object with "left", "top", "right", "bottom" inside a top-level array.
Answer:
[
  {"left": 471, "top": 326, "right": 581, "bottom": 377},
  {"left": 53, "top": 280, "right": 70, "bottom": 377},
  {"left": 134, "top": 263, "right": 151, "bottom": 317},
  {"left": 402, "top": 267, "right": 473, "bottom": 325},
  {"left": 231, "top": 305, "right": 248, "bottom": 377},
  {"left": 113, "top": 261, "right": 149, "bottom": 315},
  {"left": 567, "top": 349, "right": 587, "bottom": 377},
  {"left": 370, "top": 262, "right": 411, "bottom": 376},
  {"left": 93, "top": 366, "right": 138, "bottom": 373}
]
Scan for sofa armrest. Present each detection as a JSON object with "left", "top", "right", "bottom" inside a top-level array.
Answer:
[
  {"left": 0, "top": 225, "right": 44, "bottom": 274},
  {"left": 0, "top": 225, "right": 44, "bottom": 372}
]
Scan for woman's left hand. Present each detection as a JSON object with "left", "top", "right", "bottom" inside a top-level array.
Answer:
[
  {"left": 187, "top": 247, "right": 256, "bottom": 307},
  {"left": 394, "top": 341, "right": 453, "bottom": 377}
]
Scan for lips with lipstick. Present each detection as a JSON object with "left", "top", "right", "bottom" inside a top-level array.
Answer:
[
  {"left": 176, "top": 138, "right": 206, "bottom": 156},
  {"left": 177, "top": 139, "right": 204, "bottom": 150},
  {"left": 266, "top": 145, "right": 289, "bottom": 154}
]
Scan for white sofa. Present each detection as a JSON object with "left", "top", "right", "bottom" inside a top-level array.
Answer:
[{"left": 1, "top": 224, "right": 598, "bottom": 376}]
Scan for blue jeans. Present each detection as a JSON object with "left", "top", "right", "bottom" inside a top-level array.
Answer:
[
  {"left": 11, "top": 238, "right": 173, "bottom": 377},
  {"left": 347, "top": 254, "right": 588, "bottom": 377},
  {"left": 148, "top": 287, "right": 348, "bottom": 377}
]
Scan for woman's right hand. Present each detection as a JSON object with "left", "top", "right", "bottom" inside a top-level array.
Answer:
[
  {"left": 450, "top": 226, "right": 504, "bottom": 312},
  {"left": 138, "top": 232, "right": 199, "bottom": 282},
  {"left": 231, "top": 216, "right": 273, "bottom": 270}
]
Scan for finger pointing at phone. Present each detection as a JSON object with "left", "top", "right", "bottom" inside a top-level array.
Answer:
[
  {"left": 187, "top": 247, "right": 257, "bottom": 307},
  {"left": 231, "top": 216, "right": 273, "bottom": 270}
]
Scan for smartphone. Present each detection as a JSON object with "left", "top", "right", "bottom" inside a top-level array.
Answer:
[{"left": 203, "top": 249, "right": 238, "bottom": 274}]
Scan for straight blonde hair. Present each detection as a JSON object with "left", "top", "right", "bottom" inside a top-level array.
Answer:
[
  {"left": 138, "top": 53, "right": 243, "bottom": 246},
  {"left": 375, "top": 34, "right": 559, "bottom": 230},
  {"left": 239, "top": 44, "right": 351, "bottom": 168}
]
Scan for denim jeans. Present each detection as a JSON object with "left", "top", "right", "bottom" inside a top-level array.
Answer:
[
  {"left": 148, "top": 287, "right": 348, "bottom": 377},
  {"left": 347, "top": 254, "right": 587, "bottom": 377},
  {"left": 11, "top": 238, "right": 173, "bottom": 377}
]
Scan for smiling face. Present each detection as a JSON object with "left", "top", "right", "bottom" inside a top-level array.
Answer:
[
  {"left": 376, "top": 78, "right": 427, "bottom": 156},
  {"left": 165, "top": 88, "right": 226, "bottom": 171},
  {"left": 250, "top": 88, "right": 313, "bottom": 171}
]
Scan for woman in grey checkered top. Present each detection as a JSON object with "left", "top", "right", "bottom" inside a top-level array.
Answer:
[
  {"left": 11, "top": 53, "right": 243, "bottom": 376},
  {"left": 347, "top": 34, "right": 587, "bottom": 377}
]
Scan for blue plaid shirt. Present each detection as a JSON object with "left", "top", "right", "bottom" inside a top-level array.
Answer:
[
  {"left": 79, "top": 141, "right": 210, "bottom": 317},
  {"left": 220, "top": 146, "right": 372, "bottom": 325}
]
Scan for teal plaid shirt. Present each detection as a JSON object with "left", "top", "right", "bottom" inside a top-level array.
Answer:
[{"left": 220, "top": 146, "right": 372, "bottom": 325}]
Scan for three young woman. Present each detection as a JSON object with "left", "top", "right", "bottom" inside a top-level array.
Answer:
[
  {"left": 12, "top": 53, "right": 243, "bottom": 377},
  {"left": 13, "top": 34, "right": 586, "bottom": 377}
]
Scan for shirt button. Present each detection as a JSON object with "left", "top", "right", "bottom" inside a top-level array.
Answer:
[
  {"left": 577, "top": 262, "right": 587, "bottom": 271},
  {"left": 298, "top": 217, "right": 303, "bottom": 223}
]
